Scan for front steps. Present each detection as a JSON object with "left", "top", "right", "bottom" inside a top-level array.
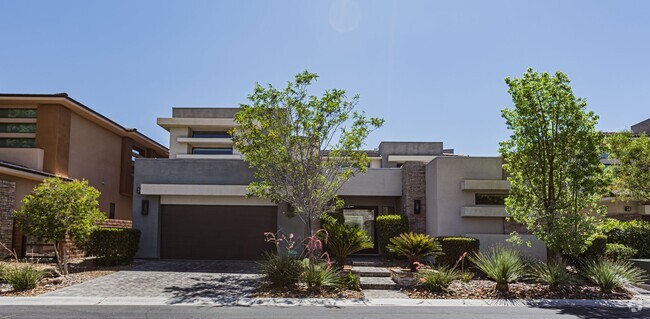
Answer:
[
  {"left": 359, "top": 276, "right": 399, "bottom": 290},
  {"left": 351, "top": 259, "right": 399, "bottom": 291}
]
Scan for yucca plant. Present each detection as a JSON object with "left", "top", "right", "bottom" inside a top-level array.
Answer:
[
  {"left": 258, "top": 252, "right": 303, "bottom": 288},
  {"left": 321, "top": 219, "right": 373, "bottom": 266},
  {"left": 418, "top": 265, "right": 459, "bottom": 292},
  {"left": 300, "top": 259, "right": 342, "bottom": 289},
  {"left": 387, "top": 232, "right": 442, "bottom": 272},
  {"left": 469, "top": 246, "right": 524, "bottom": 292},
  {"left": 582, "top": 259, "right": 648, "bottom": 293},
  {"left": 3, "top": 265, "right": 44, "bottom": 292},
  {"left": 531, "top": 262, "right": 575, "bottom": 290}
]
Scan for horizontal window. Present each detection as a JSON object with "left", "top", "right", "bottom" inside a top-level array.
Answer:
[
  {"left": 0, "top": 109, "right": 37, "bottom": 118},
  {"left": 0, "top": 138, "right": 36, "bottom": 148},
  {"left": 475, "top": 193, "right": 508, "bottom": 206},
  {"left": 192, "top": 147, "right": 234, "bottom": 155},
  {"left": 192, "top": 131, "right": 231, "bottom": 138},
  {"left": 0, "top": 123, "right": 36, "bottom": 133}
]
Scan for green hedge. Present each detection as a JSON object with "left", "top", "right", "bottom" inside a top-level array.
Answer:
[
  {"left": 605, "top": 243, "right": 638, "bottom": 262},
  {"left": 435, "top": 237, "right": 480, "bottom": 267},
  {"left": 601, "top": 219, "right": 650, "bottom": 258},
  {"left": 85, "top": 228, "right": 141, "bottom": 266},
  {"left": 564, "top": 233, "right": 607, "bottom": 266},
  {"left": 376, "top": 214, "right": 409, "bottom": 256}
]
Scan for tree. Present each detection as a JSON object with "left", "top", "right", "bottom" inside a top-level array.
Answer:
[
  {"left": 499, "top": 68, "right": 609, "bottom": 261},
  {"left": 232, "top": 71, "right": 383, "bottom": 243},
  {"left": 14, "top": 178, "right": 106, "bottom": 275},
  {"left": 606, "top": 132, "right": 650, "bottom": 203}
]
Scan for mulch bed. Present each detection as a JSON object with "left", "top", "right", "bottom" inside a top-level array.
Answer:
[
  {"left": 0, "top": 258, "right": 136, "bottom": 296},
  {"left": 404, "top": 279, "right": 634, "bottom": 300},
  {"left": 253, "top": 284, "right": 364, "bottom": 299}
]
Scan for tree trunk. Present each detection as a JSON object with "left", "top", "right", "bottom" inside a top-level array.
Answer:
[
  {"left": 546, "top": 247, "right": 562, "bottom": 264},
  {"left": 495, "top": 282, "right": 509, "bottom": 292}
]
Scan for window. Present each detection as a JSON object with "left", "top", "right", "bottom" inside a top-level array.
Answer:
[
  {"left": 109, "top": 203, "right": 116, "bottom": 219},
  {"left": 0, "top": 123, "right": 36, "bottom": 133},
  {"left": 0, "top": 109, "right": 37, "bottom": 118},
  {"left": 192, "top": 131, "right": 231, "bottom": 138},
  {"left": 192, "top": 147, "right": 234, "bottom": 155},
  {"left": 475, "top": 193, "right": 508, "bottom": 205},
  {"left": 0, "top": 138, "right": 35, "bottom": 148}
]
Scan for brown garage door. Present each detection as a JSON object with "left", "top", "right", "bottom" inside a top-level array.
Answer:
[{"left": 160, "top": 205, "right": 277, "bottom": 260}]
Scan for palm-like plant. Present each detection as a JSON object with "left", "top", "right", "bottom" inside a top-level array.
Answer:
[
  {"left": 387, "top": 232, "right": 442, "bottom": 271},
  {"left": 531, "top": 262, "right": 575, "bottom": 290},
  {"left": 469, "top": 246, "right": 524, "bottom": 292},
  {"left": 419, "top": 265, "right": 460, "bottom": 292},
  {"left": 322, "top": 221, "right": 373, "bottom": 266},
  {"left": 582, "top": 259, "right": 648, "bottom": 293},
  {"left": 300, "top": 259, "right": 343, "bottom": 289}
]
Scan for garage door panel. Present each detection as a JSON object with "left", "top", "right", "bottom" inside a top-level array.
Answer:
[{"left": 160, "top": 205, "right": 277, "bottom": 260}]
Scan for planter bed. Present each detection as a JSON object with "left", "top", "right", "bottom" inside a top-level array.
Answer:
[
  {"left": 404, "top": 279, "right": 634, "bottom": 300},
  {"left": 0, "top": 258, "right": 136, "bottom": 296},
  {"left": 253, "top": 285, "right": 364, "bottom": 299}
]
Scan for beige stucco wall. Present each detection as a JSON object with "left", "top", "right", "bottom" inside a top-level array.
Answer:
[
  {"left": 0, "top": 148, "right": 44, "bottom": 171},
  {"left": 67, "top": 113, "right": 131, "bottom": 220},
  {"left": 425, "top": 157, "right": 506, "bottom": 237},
  {"left": 0, "top": 173, "right": 39, "bottom": 211}
]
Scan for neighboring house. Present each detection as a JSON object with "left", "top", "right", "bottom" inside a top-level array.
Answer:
[
  {"left": 133, "top": 107, "right": 547, "bottom": 260},
  {"left": 0, "top": 93, "right": 168, "bottom": 258}
]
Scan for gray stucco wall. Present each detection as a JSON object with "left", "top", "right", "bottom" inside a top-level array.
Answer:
[
  {"left": 378, "top": 142, "right": 443, "bottom": 167},
  {"left": 172, "top": 107, "right": 240, "bottom": 118}
]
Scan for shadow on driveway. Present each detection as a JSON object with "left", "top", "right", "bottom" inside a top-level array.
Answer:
[{"left": 163, "top": 274, "right": 259, "bottom": 305}]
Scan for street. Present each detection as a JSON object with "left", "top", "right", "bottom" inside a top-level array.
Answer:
[{"left": 0, "top": 305, "right": 648, "bottom": 319}]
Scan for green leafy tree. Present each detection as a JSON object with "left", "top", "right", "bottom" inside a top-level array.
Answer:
[
  {"left": 14, "top": 178, "right": 106, "bottom": 275},
  {"left": 606, "top": 132, "right": 650, "bottom": 203},
  {"left": 232, "top": 71, "right": 384, "bottom": 240},
  {"left": 499, "top": 68, "right": 609, "bottom": 261}
]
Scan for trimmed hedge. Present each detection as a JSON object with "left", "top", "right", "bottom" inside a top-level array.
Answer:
[
  {"left": 605, "top": 243, "right": 637, "bottom": 262},
  {"left": 601, "top": 219, "right": 650, "bottom": 258},
  {"left": 376, "top": 214, "right": 409, "bottom": 256},
  {"left": 85, "top": 228, "right": 141, "bottom": 266},
  {"left": 435, "top": 237, "right": 480, "bottom": 267}
]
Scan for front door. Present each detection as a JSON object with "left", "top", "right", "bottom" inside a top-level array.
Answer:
[{"left": 342, "top": 206, "right": 378, "bottom": 254}]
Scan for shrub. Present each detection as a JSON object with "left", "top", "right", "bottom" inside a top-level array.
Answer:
[
  {"left": 0, "top": 264, "right": 6, "bottom": 284},
  {"left": 602, "top": 219, "right": 650, "bottom": 258},
  {"left": 564, "top": 234, "right": 607, "bottom": 267},
  {"left": 387, "top": 232, "right": 442, "bottom": 272},
  {"left": 531, "top": 262, "right": 575, "bottom": 290},
  {"left": 582, "top": 259, "right": 648, "bottom": 293},
  {"left": 376, "top": 214, "right": 409, "bottom": 257},
  {"left": 300, "top": 259, "right": 342, "bottom": 289},
  {"left": 321, "top": 217, "right": 373, "bottom": 266},
  {"left": 259, "top": 253, "right": 303, "bottom": 288},
  {"left": 418, "top": 265, "right": 459, "bottom": 292},
  {"left": 84, "top": 228, "right": 141, "bottom": 266},
  {"left": 605, "top": 244, "right": 638, "bottom": 262},
  {"left": 341, "top": 272, "right": 360, "bottom": 291},
  {"left": 436, "top": 237, "right": 480, "bottom": 267},
  {"left": 470, "top": 246, "right": 525, "bottom": 292},
  {"left": 3, "top": 265, "right": 44, "bottom": 291}
]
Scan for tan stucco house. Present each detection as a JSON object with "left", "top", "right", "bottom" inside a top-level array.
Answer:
[{"left": 0, "top": 93, "right": 168, "bottom": 258}]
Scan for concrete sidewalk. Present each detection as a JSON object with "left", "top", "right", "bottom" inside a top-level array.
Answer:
[{"left": 0, "top": 296, "right": 647, "bottom": 308}]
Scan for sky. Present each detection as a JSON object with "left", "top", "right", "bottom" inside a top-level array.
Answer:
[{"left": 1, "top": 0, "right": 649, "bottom": 155}]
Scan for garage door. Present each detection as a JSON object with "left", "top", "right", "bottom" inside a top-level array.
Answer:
[{"left": 160, "top": 205, "right": 277, "bottom": 260}]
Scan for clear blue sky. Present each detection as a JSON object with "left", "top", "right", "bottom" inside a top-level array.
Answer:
[{"left": 1, "top": 1, "right": 649, "bottom": 155}]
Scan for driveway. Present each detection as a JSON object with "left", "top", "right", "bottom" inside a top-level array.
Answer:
[{"left": 44, "top": 260, "right": 261, "bottom": 304}]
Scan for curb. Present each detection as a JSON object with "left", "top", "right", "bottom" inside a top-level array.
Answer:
[{"left": 0, "top": 296, "right": 647, "bottom": 308}]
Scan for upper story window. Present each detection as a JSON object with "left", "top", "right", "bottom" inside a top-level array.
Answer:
[
  {"left": 475, "top": 193, "right": 508, "bottom": 205},
  {"left": 0, "top": 109, "right": 37, "bottom": 118},
  {"left": 0, "top": 138, "right": 36, "bottom": 148},
  {"left": 192, "top": 131, "right": 231, "bottom": 138},
  {"left": 192, "top": 147, "right": 233, "bottom": 155},
  {"left": 0, "top": 123, "right": 36, "bottom": 133}
]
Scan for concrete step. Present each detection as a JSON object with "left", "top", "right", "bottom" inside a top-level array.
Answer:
[
  {"left": 351, "top": 260, "right": 383, "bottom": 267},
  {"left": 360, "top": 276, "right": 399, "bottom": 290},
  {"left": 352, "top": 266, "right": 391, "bottom": 277}
]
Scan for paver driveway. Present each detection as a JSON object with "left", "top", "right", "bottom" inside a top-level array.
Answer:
[{"left": 44, "top": 260, "right": 261, "bottom": 304}]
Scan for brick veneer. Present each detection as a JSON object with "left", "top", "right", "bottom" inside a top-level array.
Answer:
[
  {"left": 0, "top": 180, "right": 16, "bottom": 257},
  {"left": 401, "top": 162, "right": 426, "bottom": 234},
  {"left": 66, "top": 219, "right": 133, "bottom": 258}
]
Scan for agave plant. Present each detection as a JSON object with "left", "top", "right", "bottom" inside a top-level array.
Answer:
[
  {"left": 582, "top": 259, "right": 648, "bottom": 293},
  {"left": 387, "top": 232, "right": 442, "bottom": 271},
  {"left": 321, "top": 219, "right": 373, "bottom": 266},
  {"left": 469, "top": 246, "right": 524, "bottom": 292},
  {"left": 531, "top": 262, "right": 575, "bottom": 290},
  {"left": 300, "top": 259, "right": 343, "bottom": 289},
  {"left": 418, "top": 265, "right": 460, "bottom": 292}
]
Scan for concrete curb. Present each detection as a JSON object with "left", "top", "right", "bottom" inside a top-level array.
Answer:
[{"left": 0, "top": 296, "right": 647, "bottom": 308}]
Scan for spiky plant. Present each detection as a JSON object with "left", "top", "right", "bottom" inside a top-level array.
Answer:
[
  {"left": 582, "top": 259, "right": 647, "bottom": 293},
  {"left": 258, "top": 252, "right": 303, "bottom": 288},
  {"left": 387, "top": 232, "right": 442, "bottom": 272},
  {"left": 469, "top": 246, "right": 524, "bottom": 292},
  {"left": 531, "top": 262, "right": 575, "bottom": 290},
  {"left": 321, "top": 218, "right": 373, "bottom": 266},
  {"left": 300, "top": 259, "right": 343, "bottom": 289},
  {"left": 418, "top": 265, "right": 459, "bottom": 292}
]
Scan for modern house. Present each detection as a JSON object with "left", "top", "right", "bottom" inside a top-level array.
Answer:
[
  {"left": 0, "top": 93, "right": 168, "bottom": 258},
  {"left": 133, "top": 107, "right": 550, "bottom": 261}
]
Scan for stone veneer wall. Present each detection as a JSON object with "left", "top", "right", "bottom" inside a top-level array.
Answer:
[
  {"left": 401, "top": 162, "right": 426, "bottom": 233},
  {"left": 66, "top": 219, "right": 134, "bottom": 258},
  {"left": 0, "top": 180, "right": 16, "bottom": 257}
]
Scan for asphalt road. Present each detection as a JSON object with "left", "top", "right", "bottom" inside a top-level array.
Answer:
[{"left": 0, "top": 305, "right": 648, "bottom": 319}]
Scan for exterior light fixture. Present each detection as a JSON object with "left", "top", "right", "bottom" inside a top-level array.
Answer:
[{"left": 414, "top": 200, "right": 421, "bottom": 215}]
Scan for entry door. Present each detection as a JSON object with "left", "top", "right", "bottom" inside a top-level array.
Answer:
[{"left": 342, "top": 207, "right": 378, "bottom": 254}]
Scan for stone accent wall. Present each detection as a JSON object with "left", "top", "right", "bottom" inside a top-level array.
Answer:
[
  {"left": 0, "top": 180, "right": 16, "bottom": 257},
  {"left": 100, "top": 219, "right": 133, "bottom": 229},
  {"left": 401, "top": 162, "right": 426, "bottom": 234}
]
